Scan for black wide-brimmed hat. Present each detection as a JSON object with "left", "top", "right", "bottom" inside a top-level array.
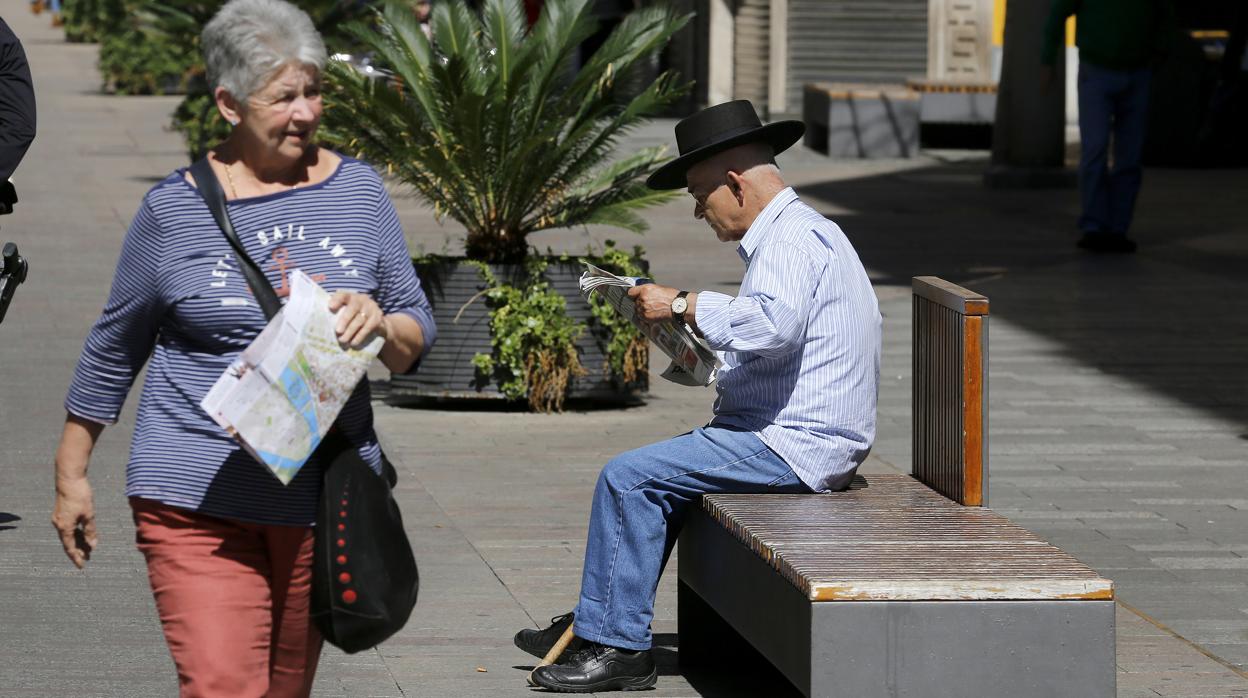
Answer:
[{"left": 645, "top": 100, "right": 805, "bottom": 190}]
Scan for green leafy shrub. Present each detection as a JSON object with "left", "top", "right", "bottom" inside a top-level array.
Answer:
[
  {"left": 62, "top": 0, "right": 127, "bottom": 43},
  {"left": 171, "top": 92, "right": 231, "bottom": 162},
  {"left": 576, "top": 241, "right": 648, "bottom": 385},
  {"left": 98, "top": 27, "right": 200, "bottom": 94},
  {"left": 467, "top": 259, "right": 588, "bottom": 412}
]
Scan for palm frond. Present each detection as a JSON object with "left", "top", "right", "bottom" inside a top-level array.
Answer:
[{"left": 325, "top": 0, "right": 688, "bottom": 262}]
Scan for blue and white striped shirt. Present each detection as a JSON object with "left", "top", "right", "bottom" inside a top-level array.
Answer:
[
  {"left": 696, "top": 187, "right": 881, "bottom": 492},
  {"left": 65, "top": 156, "right": 436, "bottom": 526}
]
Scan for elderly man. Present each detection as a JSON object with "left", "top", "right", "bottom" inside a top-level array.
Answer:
[{"left": 517, "top": 100, "right": 881, "bottom": 693}]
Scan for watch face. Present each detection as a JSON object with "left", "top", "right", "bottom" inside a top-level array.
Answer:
[{"left": 671, "top": 296, "right": 688, "bottom": 315}]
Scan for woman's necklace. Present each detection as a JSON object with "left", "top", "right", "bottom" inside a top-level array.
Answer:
[{"left": 223, "top": 160, "right": 300, "bottom": 200}]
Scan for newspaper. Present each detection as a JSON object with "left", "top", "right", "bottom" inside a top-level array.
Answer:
[
  {"left": 201, "top": 270, "right": 384, "bottom": 485},
  {"left": 579, "top": 263, "right": 719, "bottom": 387}
]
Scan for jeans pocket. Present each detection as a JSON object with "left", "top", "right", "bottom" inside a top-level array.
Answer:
[{"left": 766, "top": 469, "right": 800, "bottom": 489}]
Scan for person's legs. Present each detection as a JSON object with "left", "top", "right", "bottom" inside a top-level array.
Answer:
[
  {"left": 1108, "top": 67, "right": 1152, "bottom": 236},
  {"left": 265, "top": 524, "right": 323, "bottom": 698},
  {"left": 1077, "top": 62, "right": 1118, "bottom": 237},
  {"left": 572, "top": 426, "right": 808, "bottom": 651},
  {"left": 132, "top": 498, "right": 322, "bottom": 698},
  {"left": 132, "top": 498, "right": 275, "bottom": 697}
]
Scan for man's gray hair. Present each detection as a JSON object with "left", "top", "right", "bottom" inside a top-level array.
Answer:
[{"left": 202, "top": 0, "right": 327, "bottom": 104}]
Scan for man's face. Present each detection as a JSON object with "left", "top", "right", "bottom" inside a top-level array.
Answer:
[{"left": 685, "top": 159, "right": 742, "bottom": 242}]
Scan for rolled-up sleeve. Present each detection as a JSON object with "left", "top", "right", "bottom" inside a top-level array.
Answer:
[
  {"left": 64, "top": 200, "right": 165, "bottom": 424},
  {"left": 373, "top": 183, "right": 436, "bottom": 364},
  {"left": 695, "top": 241, "right": 821, "bottom": 358}
]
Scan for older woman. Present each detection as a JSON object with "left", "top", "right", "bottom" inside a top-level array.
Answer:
[{"left": 50, "top": 0, "right": 435, "bottom": 694}]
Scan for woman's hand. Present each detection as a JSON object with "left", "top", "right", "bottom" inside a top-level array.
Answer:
[
  {"left": 52, "top": 476, "right": 96, "bottom": 569},
  {"left": 53, "top": 414, "right": 105, "bottom": 569},
  {"left": 328, "top": 291, "right": 388, "bottom": 349}
]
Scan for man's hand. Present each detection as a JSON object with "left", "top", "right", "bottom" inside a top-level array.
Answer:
[
  {"left": 627, "top": 283, "right": 680, "bottom": 324},
  {"left": 52, "top": 476, "right": 96, "bottom": 569}
]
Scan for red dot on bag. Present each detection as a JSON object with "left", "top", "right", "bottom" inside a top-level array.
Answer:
[
  {"left": 336, "top": 555, "right": 347, "bottom": 565},
  {"left": 337, "top": 523, "right": 345, "bottom": 531},
  {"left": 342, "top": 589, "right": 357, "bottom": 604},
  {"left": 336, "top": 538, "right": 346, "bottom": 548},
  {"left": 339, "top": 572, "right": 352, "bottom": 584}
]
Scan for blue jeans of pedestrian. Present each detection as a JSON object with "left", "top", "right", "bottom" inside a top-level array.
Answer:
[
  {"left": 1077, "top": 62, "right": 1152, "bottom": 236},
  {"left": 572, "top": 426, "right": 811, "bottom": 651}
]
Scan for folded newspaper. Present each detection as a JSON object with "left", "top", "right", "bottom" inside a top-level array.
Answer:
[
  {"left": 201, "top": 270, "right": 384, "bottom": 485},
  {"left": 579, "top": 263, "right": 720, "bottom": 387}
]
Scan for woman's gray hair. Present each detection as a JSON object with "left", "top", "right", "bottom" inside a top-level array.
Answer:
[{"left": 202, "top": 0, "right": 327, "bottom": 104}]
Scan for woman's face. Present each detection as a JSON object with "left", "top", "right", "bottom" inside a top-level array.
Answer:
[{"left": 238, "top": 63, "right": 323, "bottom": 162}]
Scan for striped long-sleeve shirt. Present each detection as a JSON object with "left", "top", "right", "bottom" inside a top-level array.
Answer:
[
  {"left": 65, "top": 156, "right": 436, "bottom": 526},
  {"left": 697, "top": 187, "right": 881, "bottom": 492}
]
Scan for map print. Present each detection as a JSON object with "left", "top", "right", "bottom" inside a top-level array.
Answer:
[{"left": 201, "top": 270, "right": 384, "bottom": 484}]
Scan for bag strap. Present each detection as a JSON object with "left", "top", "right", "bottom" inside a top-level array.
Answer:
[{"left": 189, "top": 158, "right": 283, "bottom": 320}]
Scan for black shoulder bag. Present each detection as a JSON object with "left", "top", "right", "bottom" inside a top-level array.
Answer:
[{"left": 190, "top": 159, "right": 419, "bottom": 654}]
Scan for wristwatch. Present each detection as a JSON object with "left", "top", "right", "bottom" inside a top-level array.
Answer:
[{"left": 671, "top": 291, "right": 690, "bottom": 326}]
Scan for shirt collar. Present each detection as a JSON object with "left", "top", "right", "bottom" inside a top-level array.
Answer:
[{"left": 737, "top": 187, "right": 799, "bottom": 262}]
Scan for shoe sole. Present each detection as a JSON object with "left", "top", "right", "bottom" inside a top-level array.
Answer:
[{"left": 532, "top": 666, "right": 658, "bottom": 693}]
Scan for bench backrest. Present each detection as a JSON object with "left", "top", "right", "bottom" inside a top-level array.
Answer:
[{"left": 912, "top": 276, "right": 989, "bottom": 506}]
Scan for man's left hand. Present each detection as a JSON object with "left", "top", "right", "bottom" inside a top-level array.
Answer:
[{"left": 627, "top": 283, "right": 679, "bottom": 324}]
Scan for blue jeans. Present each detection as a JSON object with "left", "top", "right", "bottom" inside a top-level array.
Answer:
[
  {"left": 1077, "top": 62, "right": 1152, "bottom": 236},
  {"left": 572, "top": 426, "right": 811, "bottom": 650}
]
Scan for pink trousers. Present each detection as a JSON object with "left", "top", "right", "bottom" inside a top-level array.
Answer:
[{"left": 131, "top": 497, "right": 323, "bottom": 698}]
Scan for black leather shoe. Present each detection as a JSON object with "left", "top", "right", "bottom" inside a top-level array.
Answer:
[
  {"left": 531, "top": 642, "right": 657, "bottom": 693},
  {"left": 514, "top": 612, "right": 583, "bottom": 660},
  {"left": 1077, "top": 232, "right": 1137, "bottom": 253}
]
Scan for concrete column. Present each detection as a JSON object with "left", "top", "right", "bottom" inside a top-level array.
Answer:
[
  {"left": 985, "top": 0, "right": 1074, "bottom": 187},
  {"left": 707, "top": 0, "right": 735, "bottom": 106},
  {"left": 768, "top": 0, "right": 789, "bottom": 115}
]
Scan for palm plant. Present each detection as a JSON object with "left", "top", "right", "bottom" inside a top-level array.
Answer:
[{"left": 324, "top": 0, "right": 691, "bottom": 263}]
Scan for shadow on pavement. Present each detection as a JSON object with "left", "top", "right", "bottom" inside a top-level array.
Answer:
[{"left": 795, "top": 159, "right": 1248, "bottom": 429}]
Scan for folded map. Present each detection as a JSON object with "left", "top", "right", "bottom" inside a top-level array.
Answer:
[{"left": 201, "top": 270, "right": 384, "bottom": 484}]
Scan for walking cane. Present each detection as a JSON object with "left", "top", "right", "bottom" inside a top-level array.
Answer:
[{"left": 526, "top": 625, "right": 577, "bottom": 687}]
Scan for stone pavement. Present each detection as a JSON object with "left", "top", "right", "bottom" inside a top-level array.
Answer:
[{"left": 1, "top": 5, "right": 1246, "bottom": 696}]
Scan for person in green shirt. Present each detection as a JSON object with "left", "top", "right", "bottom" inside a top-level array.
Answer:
[{"left": 1041, "top": 0, "right": 1174, "bottom": 253}]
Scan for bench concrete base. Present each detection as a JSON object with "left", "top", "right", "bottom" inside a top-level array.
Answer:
[
  {"left": 803, "top": 83, "right": 920, "bottom": 158},
  {"left": 678, "top": 508, "right": 1116, "bottom": 698}
]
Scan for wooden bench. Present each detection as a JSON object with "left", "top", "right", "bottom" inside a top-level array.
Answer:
[{"left": 677, "top": 277, "right": 1115, "bottom": 697}]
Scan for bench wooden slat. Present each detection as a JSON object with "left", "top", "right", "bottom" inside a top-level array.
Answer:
[
  {"left": 702, "top": 475, "right": 1113, "bottom": 603},
  {"left": 912, "top": 275, "right": 990, "bottom": 315}
]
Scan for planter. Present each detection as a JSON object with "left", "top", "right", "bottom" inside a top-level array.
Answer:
[{"left": 389, "top": 259, "right": 648, "bottom": 407}]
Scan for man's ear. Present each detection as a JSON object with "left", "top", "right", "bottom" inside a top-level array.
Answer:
[{"left": 727, "top": 170, "right": 746, "bottom": 206}]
